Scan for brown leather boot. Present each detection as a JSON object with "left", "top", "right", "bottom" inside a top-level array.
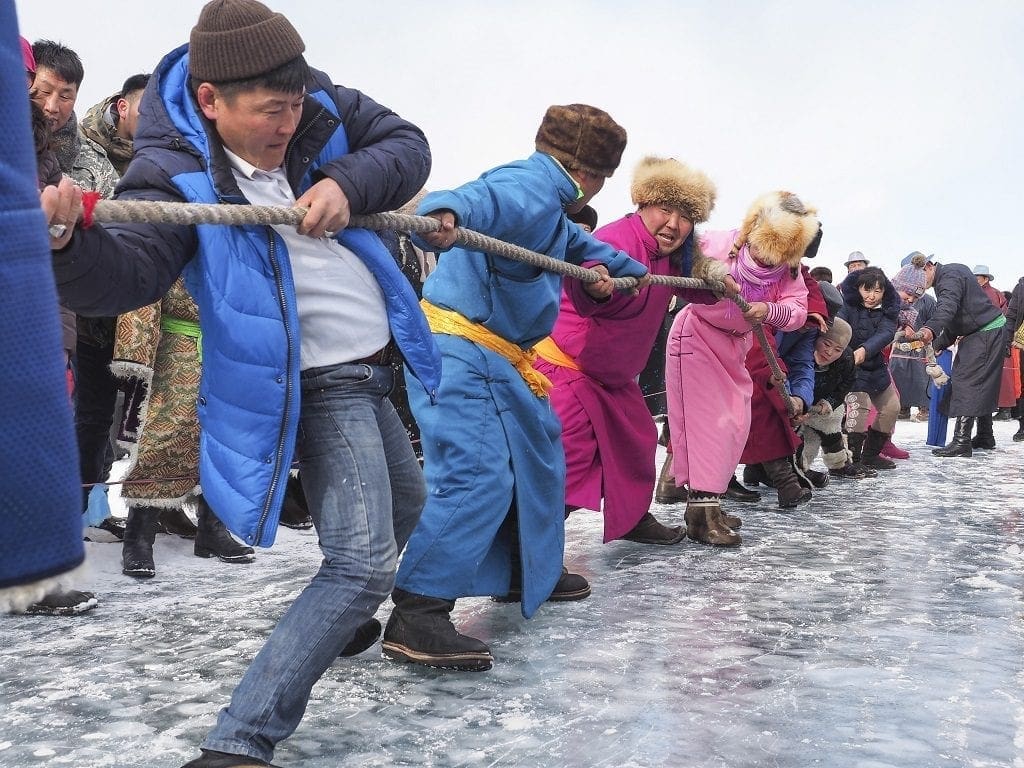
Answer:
[
  {"left": 654, "top": 453, "right": 687, "bottom": 503},
  {"left": 761, "top": 457, "right": 812, "bottom": 508},
  {"left": 684, "top": 493, "right": 740, "bottom": 546}
]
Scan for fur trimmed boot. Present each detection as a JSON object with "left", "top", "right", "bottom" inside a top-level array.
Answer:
[
  {"left": 122, "top": 507, "right": 160, "bottom": 578},
  {"left": 684, "top": 492, "right": 740, "bottom": 546},
  {"left": 932, "top": 416, "right": 974, "bottom": 457},
  {"left": 194, "top": 498, "right": 256, "bottom": 563},
  {"left": 971, "top": 414, "right": 996, "bottom": 449},
  {"left": 761, "top": 457, "right": 812, "bottom": 508},
  {"left": 862, "top": 428, "right": 897, "bottom": 470},
  {"left": 654, "top": 453, "right": 687, "bottom": 504},
  {"left": 382, "top": 588, "right": 493, "bottom": 671}
]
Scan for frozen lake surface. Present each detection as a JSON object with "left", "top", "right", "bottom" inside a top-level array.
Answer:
[{"left": 3, "top": 419, "right": 1024, "bottom": 767}]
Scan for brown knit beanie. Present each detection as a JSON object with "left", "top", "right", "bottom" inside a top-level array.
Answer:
[
  {"left": 535, "top": 104, "right": 627, "bottom": 178},
  {"left": 189, "top": 0, "right": 305, "bottom": 82}
]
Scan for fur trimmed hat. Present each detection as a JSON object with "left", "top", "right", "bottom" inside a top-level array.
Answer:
[
  {"left": 737, "top": 191, "right": 821, "bottom": 268},
  {"left": 891, "top": 252, "right": 928, "bottom": 297},
  {"left": 535, "top": 104, "right": 627, "bottom": 178},
  {"left": 190, "top": 0, "right": 305, "bottom": 82},
  {"left": 630, "top": 156, "right": 716, "bottom": 224}
]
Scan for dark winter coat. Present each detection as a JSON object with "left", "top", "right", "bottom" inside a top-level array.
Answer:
[
  {"left": 923, "top": 263, "right": 1002, "bottom": 350},
  {"left": 837, "top": 271, "right": 900, "bottom": 395},
  {"left": 813, "top": 347, "right": 856, "bottom": 410},
  {"left": 1004, "top": 276, "right": 1024, "bottom": 351},
  {"left": 924, "top": 263, "right": 1005, "bottom": 417},
  {"left": 51, "top": 44, "right": 436, "bottom": 547}
]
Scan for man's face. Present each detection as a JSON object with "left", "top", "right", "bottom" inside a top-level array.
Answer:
[
  {"left": 846, "top": 260, "right": 867, "bottom": 272},
  {"left": 30, "top": 66, "right": 77, "bottom": 131},
  {"left": 199, "top": 84, "right": 304, "bottom": 171},
  {"left": 976, "top": 275, "right": 989, "bottom": 288},
  {"left": 638, "top": 204, "right": 694, "bottom": 255},
  {"left": 116, "top": 90, "right": 145, "bottom": 141}
]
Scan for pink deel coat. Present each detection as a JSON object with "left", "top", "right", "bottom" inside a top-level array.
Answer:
[
  {"left": 665, "top": 229, "right": 808, "bottom": 495},
  {"left": 536, "top": 214, "right": 712, "bottom": 542}
]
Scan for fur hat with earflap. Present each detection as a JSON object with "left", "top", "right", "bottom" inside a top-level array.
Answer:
[
  {"left": 736, "top": 191, "right": 821, "bottom": 269},
  {"left": 630, "top": 156, "right": 716, "bottom": 224}
]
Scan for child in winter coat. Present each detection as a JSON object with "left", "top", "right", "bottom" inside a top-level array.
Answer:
[
  {"left": 798, "top": 316, "right": 877, "bottom": 481},
  {"left": 837, "top": 266, "right": 900, "bottom": 471}
]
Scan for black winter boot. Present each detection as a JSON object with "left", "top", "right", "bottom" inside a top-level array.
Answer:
[
  {"left": 725, "top": 476, "right": 761, "bottom": 503},
  {"left": 862, "top": 428, "right": 897, "bottom": 470},
  {"left": 339, "top": 618, "right": 382, "bottom": 657},
  {"left": 654, "top": 454, "right": 687, "bottom": 503},
  {"left": 382, "top": 588, "right": 493, "bottom": 671},
  {"left": 620, "top": 511, "right": 686, "bottom": 544},
  {"left": 279, "top": 473, "right": 314, "bottom": 529},
  {"left": 1014, "top": 418, "right": 1024, "bottom": 442},
  {"left": 742, "top": 463, "right": 773, "bottom": 488},
  {"left": 179, "top": 749, "right": 279, "bottom": 767},
  {"left": 846, "top": 431, "right": 866, "bottom": 463},
  {"left": 761, "top": 457, "right": 812, "bottom": 508},
  {"left": 932, "top": 416, "right": 975, "bottom": 457},
  {"left": 194, "top": 498, "right": 255, "bottom": 563},
  {"left": 122, "top": 507, "right": 160, "bottom": 578},
  {"left": 971, "top": 414, "right": 996, "bottom": 449},
  {"left": 158, "top": 506, "right": 197, "bottom": 538}
]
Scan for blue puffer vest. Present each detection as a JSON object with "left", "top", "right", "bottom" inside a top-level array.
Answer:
[{"left": 153, "top": 46, "right": 439, "bottom": 546}]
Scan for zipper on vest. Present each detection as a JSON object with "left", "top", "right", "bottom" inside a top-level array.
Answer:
[{"left": 255, "top": 230, "right": 295, "bottom": 544}]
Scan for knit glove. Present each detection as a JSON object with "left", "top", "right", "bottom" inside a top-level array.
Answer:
[{"left": 926, "top": 363, "right": 949, "bottom": 386}]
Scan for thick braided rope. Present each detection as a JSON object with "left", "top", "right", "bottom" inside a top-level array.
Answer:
[{"left": 91, "top": 199, "right": 790, "bottom": 407}]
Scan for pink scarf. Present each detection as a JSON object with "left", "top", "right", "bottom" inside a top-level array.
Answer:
[{"left": 735, "top": 246, "right": 789, "bottom": 303}]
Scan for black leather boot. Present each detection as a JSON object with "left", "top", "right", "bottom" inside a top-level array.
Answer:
[
  {"left": 742, "top": 462, "right": 773, "bottom": 488},
  {"left": 862, "top": 428, "right": 897, "bottom": 470},
  {"left": 381, "top": 588, "right": 493, "bottom": 671},
  {"left": 194, "top": 498, "right": 255, "bottom": 563},
  {"left": 279, "top": 473, "right": 313, "bottom": 529},
  {"left": 1014, "top": 418, "right": 1024, "bottom": 442},
  {"left": 725, "top": 476, "right": 761, "bottom": 503},
  {"left": 971, "top": 414, "right": 996, "bottom": 449},
  {"left": 932, "top": 416, "right": 975, "bottom": 457},
  {"left": 620, "top": 511, "right": 686, "bottom": 544},
  {"left": 122, "top": 507, "right": 160, "bottom": 578}
]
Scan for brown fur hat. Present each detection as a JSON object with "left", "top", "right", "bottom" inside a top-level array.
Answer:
[
  {"left": 737, "top": 191, "right": 820, "bottom": 268},
  {"left": 630, "top": 156, "right": 716, "bottom": 224},
  {"left": 535, "top": 104, "right": 627, "bottom": 178}
]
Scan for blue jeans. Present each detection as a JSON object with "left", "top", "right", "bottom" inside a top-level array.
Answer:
[{"left": 203, "top": 362, "right": 425, "bottom": 761}]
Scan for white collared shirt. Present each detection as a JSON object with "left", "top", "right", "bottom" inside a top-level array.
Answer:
[{"left": 223, "top": 149, "right": 390, "bottom": 370}]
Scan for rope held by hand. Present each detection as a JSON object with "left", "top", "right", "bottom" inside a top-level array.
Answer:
[{"left": 88, "top": 198, "right": 791, "bottom": 409}]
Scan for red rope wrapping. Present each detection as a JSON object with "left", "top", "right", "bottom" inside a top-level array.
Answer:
[{"left": 81, "top": 190, "right": 101, "bottom": 228}]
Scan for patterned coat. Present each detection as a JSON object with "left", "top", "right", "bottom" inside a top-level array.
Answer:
[{"left": 111, "top": 279, "right": 202, "bottom": 506}]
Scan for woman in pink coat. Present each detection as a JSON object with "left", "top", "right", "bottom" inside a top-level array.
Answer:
[
  {"left": 666, "top": 192, "right": 818, "bottom": 546},
  {"left": 536, "top": 157, "right": 719, "bottom": 545}
]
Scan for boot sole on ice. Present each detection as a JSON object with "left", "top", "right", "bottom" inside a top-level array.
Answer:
[
  {"left": 194, "top": 548, "right": 255, "bottom": 564},
  {"left": 380, "top": 642, "right": 493, "bottom": 671}
]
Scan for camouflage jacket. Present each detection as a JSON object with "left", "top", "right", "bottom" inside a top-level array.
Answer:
[{"left": 81, "top": 95, "right": 134, "bottom": 176}]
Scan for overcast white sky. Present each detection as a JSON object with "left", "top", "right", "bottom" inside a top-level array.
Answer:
[{"left": 15, "top": 0, "right": 1024, "bottom": 287}]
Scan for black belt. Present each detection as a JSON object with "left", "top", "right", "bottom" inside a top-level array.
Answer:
[{"left": 352, "top": 343, "right": 393, "bottom": 366}]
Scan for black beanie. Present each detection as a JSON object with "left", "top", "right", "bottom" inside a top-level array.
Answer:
[{"left": 190, "top": 0, "right": 305, "bottom": 82}]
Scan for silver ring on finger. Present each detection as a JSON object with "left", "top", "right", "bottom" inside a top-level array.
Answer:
[{"left": 49, "top": 223, "right": 67, "bottom": 238}]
